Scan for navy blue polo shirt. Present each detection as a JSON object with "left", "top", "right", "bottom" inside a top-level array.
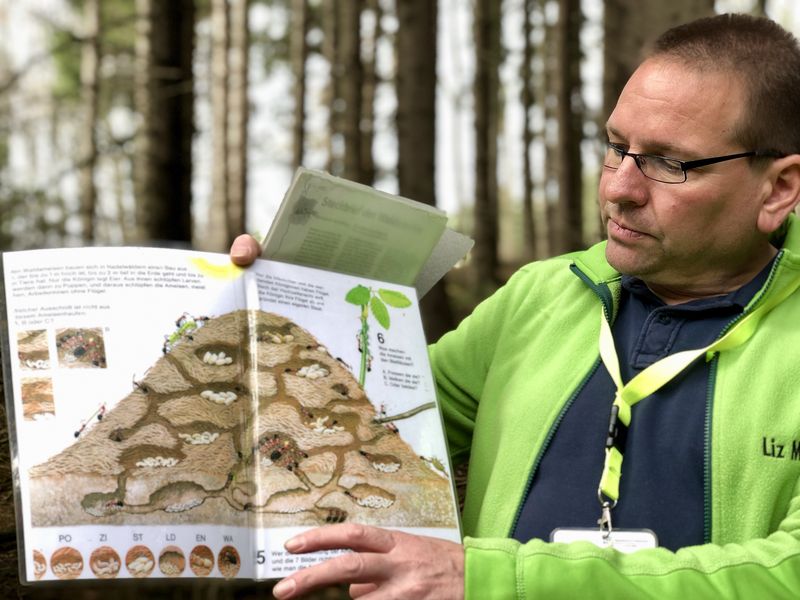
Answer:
[{"left": 511, "top": 258, "right": 774, "bottom": 551}]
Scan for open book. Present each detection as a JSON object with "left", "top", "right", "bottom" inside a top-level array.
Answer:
[{"left": 1, "top": 172, "right": 467, "bottom": 583}]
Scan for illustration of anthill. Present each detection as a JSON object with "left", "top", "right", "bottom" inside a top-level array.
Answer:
[
  {"left": 27, "top": 308, "right": 457, "bottom": 529},
  {"left": 345, "top": 285, "right": 411, "bottom": 386}
]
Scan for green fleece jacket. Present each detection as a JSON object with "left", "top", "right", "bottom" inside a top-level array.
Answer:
[{"left": 430, "top": 214, "right": 800, "bottom": 599}]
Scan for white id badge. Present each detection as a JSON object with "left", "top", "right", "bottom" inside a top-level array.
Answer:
[{"left": 550, "top": 528, "right": 658, "bottom": 553}]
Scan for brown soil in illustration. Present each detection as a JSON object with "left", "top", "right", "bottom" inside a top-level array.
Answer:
[
  {"left": 32, "top": 550, "right": 46, "bottom": 580},
  {"left": 189, "top": 545, "right": 214, "bottom": 577},
  {"left": 21, "top": 377, "right": 54, "bottom": 421},
  {"left": 89, "top": 546, "right": 121, "bottom": 579},
  {"left": 18, "top": 329, "right": 50, "bottom": 370},
  {"left": 50, "top": 547, "right": 83, "bottom": 580},
  {"left": 28, "top": 310, "right": 456, "bottom": 529},
  {"left": 55, "top": 327, "right": 107, "bottom": 368},
  {"left": 125, "top": 545, "right": 154, "bottom": 578},
  {"left": 217, "top": 545, "right": 240, "bottom": 579},
  {"left": 158, "top": 545, "right": 185, "bottom": 576}
]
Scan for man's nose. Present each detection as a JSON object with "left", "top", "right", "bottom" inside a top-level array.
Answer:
[{"left": 601, "top": 156, "right": 649, "bottom": 206}]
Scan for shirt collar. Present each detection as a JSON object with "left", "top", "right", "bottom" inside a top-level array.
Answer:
[{"left": 621, "top": 254, "right": 777, "bottom": 312}]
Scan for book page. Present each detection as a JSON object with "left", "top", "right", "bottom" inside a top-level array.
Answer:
[
  {"left": 241, "top": 260, "right": 461, "bottom": 579},
  {"left": 262, "top": 168, "right": 449, "bottom": 287},
  {"left": 1, "top": 247, "right": 461, "bottom": 582},
  {"left": 2, "top": 248, "right": 251, "bottom": 582}
]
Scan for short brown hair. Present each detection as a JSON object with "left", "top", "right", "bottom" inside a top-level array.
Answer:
[{"left": 650, "top": 13, "right": 800, "bottom": 156}]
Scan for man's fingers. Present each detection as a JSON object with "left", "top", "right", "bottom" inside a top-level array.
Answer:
[
  {"left": 229, "top": 234, "right": 261, "bottom": 266},
  {"left": 272, "top": 525, "right": 396, "bottom": 599},
  {"left": 285, "top": 523, "right": 396, "bottom": 554},
  {"left": 273, "top": 528, "right": 465, "bottom": 600},
  {"left": 349, "top": 582, "right": 379, "bottom": 598},
  {"left": 272, "top": 552, "right": 385, "bottom": 599}
]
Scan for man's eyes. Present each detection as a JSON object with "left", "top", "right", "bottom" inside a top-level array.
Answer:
[
  {"left": 606, "top": 142, "right": 686, "bottom": 174},
  {"left": 649, "top": 156, "right": 684, "bottom": 174},
  {"left": 608, "top": 142, "right": 627, "bottom": 155}
]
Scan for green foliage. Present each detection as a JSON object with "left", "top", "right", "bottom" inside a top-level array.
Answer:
[
  {"left": 50, "top": 0, "right": 137, "bottom": 108},
  {"left": 345, "top": 285, "right": 412, "bottom": 330},
  {"left": 260, "top": 35, "right": 290, "bottom": 76},
  {"left": 378, "top": 289, "right": 413, "bottom": 308},
  {"left": 102, "top": 0, "right": 137, "bottom": 52},
  {"left": 99, "top": 0, "right": 139, "bottom": 113},
  {"left": 346, "top": 284, "right": 412, "bottom": 386},
  {"left": 345, "top": 284, "right": 371, "bottom": 305},
  {"left": 370, "top": 295, "right": 390, "bottom": 328},
  {"left": 0, "top": 186, "right": 72, "bottom": 250},
  {"left": 0, "top": 137, "right": 7, "bottom": 172},
  {"left": 251, "top": 0, "right": 291, "bottom": 76},
  {"left": 0, "top": 99, "right": 8, "bottom": 171},
  {"left": 195, "top": 0, "right": 211, "bottom": 18},
  {"left": 51, "top": 28, "right": 81, "bottom": 102}
]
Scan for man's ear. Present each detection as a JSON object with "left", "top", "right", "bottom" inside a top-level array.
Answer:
[{"left": 758, "top": 155, "right": 800, "bottom": 234}]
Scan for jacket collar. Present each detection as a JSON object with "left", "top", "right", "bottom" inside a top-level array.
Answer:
[{"left": 571, "top": 213, "right": 800, "bottom": 317}]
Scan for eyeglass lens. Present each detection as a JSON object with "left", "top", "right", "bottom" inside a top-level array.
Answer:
[{"left": 602, "top": 144, "right": 686, "bottom": 183}]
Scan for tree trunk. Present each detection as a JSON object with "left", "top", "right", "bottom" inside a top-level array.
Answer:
[
  {"left": 111, "top": 152, "right": 130, "bottom": 244},
  {"left": 521, "top": 0, "right": 536, "bottom": 261},
  {"left": 339, "top": 0, "right": 364, "bottom": 182},
  {"left": 472, "top": 0, "right": 502, "bottom": 292},
  {"left": 0, "top": 51, "right": 8, "bottom": 175},
  {"left": 133, "top": 0, "right": 194, "bottom": 245},
  {"left": 556, "top": 0, "right": 583, "bottom": 253},
  {"left": 291, "top": 0, "right": 309, "bottom": 171},
  {"left": 360, "top": 0, "right": 380, "bottom": 186},
  {"left": 227, "top": 0, "right": 249, "bottom": 243},
  {"left": 206, "top": 0, "right": 231, "bottom": 251},
  {"left": 79, "top": 0, "right": 101, "bottom": 243},
  {"left": 542, "top": 0, "right": 559, "bottom": 256},
  {"left": 322, "top": 0, "right": 342, "bottom": 175},
  {"left": 396, "top": 0, "right": 453, "bottom": 341}
]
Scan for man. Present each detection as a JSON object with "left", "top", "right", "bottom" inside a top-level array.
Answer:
[{"left": 231, "top": 13, "right": 800, "bottom": 599}]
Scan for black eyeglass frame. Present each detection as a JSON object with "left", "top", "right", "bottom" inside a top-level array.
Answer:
[{"left": 603, "top": 141, "right": 782, "bottom": 184}]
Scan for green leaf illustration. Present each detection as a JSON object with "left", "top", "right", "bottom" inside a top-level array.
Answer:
[
  {"left": 370, "top": 296, "right": 390, "bottom": 329},
  {"left": 378, "top": 289, "right": 412, "bottom": 308},
  {"left": 345, "top": 285, "right": 371, "bottom": 306}
]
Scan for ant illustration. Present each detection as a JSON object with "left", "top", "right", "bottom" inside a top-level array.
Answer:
[
  {"left": 377, "top": 404, "right": 399, "bottom": 434},
  {"left": 336, "top": 356, "right": 354, "bottom": 372},
  {"left": 356, "top": 331, "right": 373, "bottom": 372},
  {"left": 162, "top": 313, "right": 210, "bottom": 354},
  {"left": 132, "top": 375, "right": 150, "bottom": 394},
  {"left": 74, "top": 402, "right": 107, "bottom": 438}
]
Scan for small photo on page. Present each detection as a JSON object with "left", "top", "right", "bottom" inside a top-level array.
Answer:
[
  {"left": 21, "top": 377, "right": 54, "bottom": 421},
  {"left": 55, "top": 327, "right": 107, "bottom": 369},
  {"left": 17, "top": 329, "right": 50, "bottom": 370}
]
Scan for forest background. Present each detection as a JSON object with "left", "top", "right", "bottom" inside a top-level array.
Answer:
[{"left": 0, "top": 0, "right": 795, "bottom": 598}]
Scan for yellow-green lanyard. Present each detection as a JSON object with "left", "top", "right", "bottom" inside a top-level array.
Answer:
[{"left": 596, "top": 269, "right": 800, "bottom": 535}]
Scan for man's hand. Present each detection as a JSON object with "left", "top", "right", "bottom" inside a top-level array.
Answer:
[
  {"left": 230, "top": 234, "right": 261, "bottom": 267},
  {"left": 271, "top": 523, "right": 465, "bottom": 599}
]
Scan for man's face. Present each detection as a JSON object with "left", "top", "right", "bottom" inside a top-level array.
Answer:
[{"left": 599, "top": 58, "right": 773, "bottom": 295}]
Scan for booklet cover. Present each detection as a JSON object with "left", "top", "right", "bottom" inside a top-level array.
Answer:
[
  {"left": 262, "top": 168, "right": 474, "bottom": 297},
  {"left": 1, "top": 247, "right": 461, "bottom": 582}
]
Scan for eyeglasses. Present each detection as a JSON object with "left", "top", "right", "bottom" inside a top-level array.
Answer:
[{"left": 602, "top": 141, "right": 780, "bottom": 184}]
